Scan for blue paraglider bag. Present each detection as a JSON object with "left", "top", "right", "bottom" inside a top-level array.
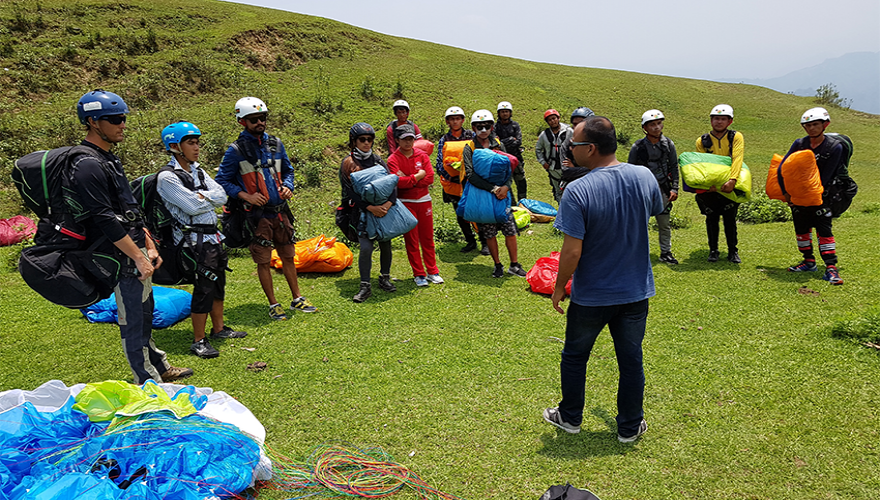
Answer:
[
  {"left": 457, "top": 149, "right": 512, "bottom": 224},
  {"left": 351, "top": 166, "right": 418, "bottom": 241}
]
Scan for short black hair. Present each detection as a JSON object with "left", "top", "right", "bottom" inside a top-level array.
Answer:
[{"left": 579, "top": 116, "right": 617, "bottom": 155}]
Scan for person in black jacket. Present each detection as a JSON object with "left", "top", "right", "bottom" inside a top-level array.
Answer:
[{"left": 70, "top": 90, "right": 192, "bottom": 384}]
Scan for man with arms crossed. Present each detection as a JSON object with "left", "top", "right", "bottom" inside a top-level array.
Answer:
[{"left": 543, "top": 116, "right": 664, "bottom": 443}]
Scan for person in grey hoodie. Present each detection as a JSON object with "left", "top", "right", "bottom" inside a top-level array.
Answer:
[{"left": 535, "top": 109, "right": 573, "bottom": 203}]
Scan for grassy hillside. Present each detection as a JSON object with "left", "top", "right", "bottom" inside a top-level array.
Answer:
[{"left": 1, "top": 2, "right": 880, "bottom": 500}]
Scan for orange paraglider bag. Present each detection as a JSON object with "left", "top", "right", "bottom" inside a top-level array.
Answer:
[
  {"left": 440, "top": 141, "right": 467, "bottom": 197},
  {"left": 271, "top": 234, "right": 353, "bottom": 273},
  {"left": 766, "top": 150, "right": 823, "bottom": 207}
]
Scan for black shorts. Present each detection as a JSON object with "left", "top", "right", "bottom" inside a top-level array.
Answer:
[{"left": 191, "top": 243, "right": 227, "bottom": 314}]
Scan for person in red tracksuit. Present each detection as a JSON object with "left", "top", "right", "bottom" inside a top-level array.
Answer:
[{"left": 387, "top": 124, "right": 443, "bottom": 287}]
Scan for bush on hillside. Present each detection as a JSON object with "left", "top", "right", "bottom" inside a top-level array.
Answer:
[{"left": 737, "top": 193, "right": 792, "bottom": 224}]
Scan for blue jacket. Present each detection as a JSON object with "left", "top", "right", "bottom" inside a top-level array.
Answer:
[{"left": 216, "top": 130, "right": 295, "bottom": 206}]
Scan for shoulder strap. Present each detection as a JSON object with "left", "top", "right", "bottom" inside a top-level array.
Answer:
[
  {"left": 727, "top": 130, "right": 737, "bottom": 157},
  {"left": 544, "top": 128, "right": 555, "bottom": 143},
  {"left": 700, "top": 133, "right": 713, "bottom": 152}
]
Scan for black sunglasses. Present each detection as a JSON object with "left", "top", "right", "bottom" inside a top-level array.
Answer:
[
  {"left": 99, "top": 115, "right": 127, "bottom": 125},
  {"left": 357, "top": 136, "right": 374, "bottom": 143},
  {"left": 246, "top": 115, "right": 268, "bottom": 124},
  {"left": 569, "top": 141, "right": 595, "bottom": 149}
]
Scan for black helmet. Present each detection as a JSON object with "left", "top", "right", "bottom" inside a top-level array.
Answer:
[
  {"left": 571, "top": 107, "right": 595, "bottom": 121},
  {"left": 349, "top": 122, "right": 375, "bottom": 146}
]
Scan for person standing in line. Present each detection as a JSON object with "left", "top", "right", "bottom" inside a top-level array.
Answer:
[
  {"left": 216, "top": 97, "right": 318, "bottom": 321},
  {"left": 535, "top": 109, "right": 573, "bottom": 203},
  {"left": 340, "top": 122, "right": 398, "bottom": 303},
  {"left": 694, "top": 104, "right": 744, "bottom": 264},
  {"left": 783, "top": 107, "right": 845, "bottom": 285},
  {"left": 388, "top": 124, "right": 443, "bottom": 286},
  {"left": 495, "top": 101, "right": 527, "bottom": 204},
  {"left": 543, "top": 116, "right": 664, "bottom": 443},
  {"left": 628, "top": 109, "right": 680, "bottom": 265},
  {"left": 385, "top": 100, "right": 422, "bottom": 155}
]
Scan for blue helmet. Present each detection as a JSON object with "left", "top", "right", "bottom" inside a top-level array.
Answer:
[
  {"left": 77, "top": 90, "right": 129, "bottom": 125},
  {"left": 161, "top": 121, "right": 202, "bottom": 151},
  {"left": 571, "top": 107, "right": 595, "bottom": 121}
]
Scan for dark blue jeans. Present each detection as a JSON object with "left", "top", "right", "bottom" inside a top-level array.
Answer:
[{"left": 558, "top": 299, "right": 648, "bottom": 436}]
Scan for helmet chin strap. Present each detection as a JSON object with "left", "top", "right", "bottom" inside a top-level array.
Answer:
[
  {"left": 90, "top": 119, "right": 116, "bottom": 144},
  {"left": 172, "top": 147, "right": 197, "bottom": 166}
]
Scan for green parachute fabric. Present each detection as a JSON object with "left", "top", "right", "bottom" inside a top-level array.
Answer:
[
  {"left": 73, "top": 380, "right": 198, "bottom": 423},
  {"left": 679, "top": 151, "right": 752, "bottom": 203}
]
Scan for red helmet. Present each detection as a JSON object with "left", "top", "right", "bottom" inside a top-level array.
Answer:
[{"left": 543, "top": 109, "right": 560, "bottom": 120}]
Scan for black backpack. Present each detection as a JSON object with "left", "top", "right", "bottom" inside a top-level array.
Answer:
[
  {"left": 823, "top": 133, "right": 857, "bottom": 217},
  {"left": 539, "top": 483, "right": 601, "bottom": 500},
  {"left": 700, "top": 129, "right": 737, "bottom": 156},
  {"left": 130, "top": 165, "right": 219, "bottom": 285},
  {"left": 14, "top": 146, "right": 124, "bottom": 308}
]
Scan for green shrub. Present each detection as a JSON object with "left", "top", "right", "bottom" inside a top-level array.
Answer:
[
  {"left": 299, "top": 162, "right": 323, "bottom": 188},
  {"left": 737, "top": 193, "right": 792, "bottom": 224},
  {"left": 831, "top": 308, "right": 880, "bottom": 346},
  {"left": 649, "top": 211, "right": 690, "bottom": 230},
  {"left": 433, "top": 209, "right": 463, "bottom": 243},
  {"left": 360, "top": 76, "right": 375, "bottom": 101}
]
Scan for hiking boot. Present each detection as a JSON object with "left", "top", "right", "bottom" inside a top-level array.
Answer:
[
  {"left": 161, "top": 366, "right": 194, "bottom": 382},
  {"left": 727, "top": 251, "right": 741, "bottom": 264},
  {"left": 491, "top": 263, "right": 505, "bottom": 278},
  {"left": 507, "top": 262, "right": 527, "bottom": 277},
  {"left": 707, "top": 250, "right": 720, "bottom": 262},
  {"left": 414, "top": 276, "right": 429, "bottom": 287},
  {"left": 377, "top": 274, "right": 396, "bottom": 292},
  {"left": 290, "top": 296, "right": 317, "bottom": 313},
  {"left": 823, "top": 266, "right": 843, "bottom": 285},
  {"left": 353, "top": 282, "right": 372, "bottom": 303},
  {"left": 190, "top": 338, "right": 219, "bottom": 359},
  {"left": 659, "top": 252, "right": 679, "bottom": 265},
  {"left": 618, "top": 419, "right": 648, "bottom": 443},
  {"left": 460, "top": 242, "right": 477, "bottom": 253},
  {"left": 211, "top": 326, "right": 247, "bottom": 339},
  {"left": 269, "top": 303, "right": 288, "bottom": 320},
  {"left": 788, "top": 260, "right": 818, "bottom": 272},
  {"left": 480, "top": 244, "right": 490, "bottom": 256},
  {"left": 542, "top": 407, "right": 580, "bottom": 434},
  {"left": 426, "top": 274, "right": 445, "bottom": 284}
]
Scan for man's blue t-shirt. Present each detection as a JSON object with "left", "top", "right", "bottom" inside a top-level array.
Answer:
[{"left": 554, "top": 162, "right": 665, "bottom": 307}]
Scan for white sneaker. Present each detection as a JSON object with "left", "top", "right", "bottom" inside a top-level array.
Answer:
[{"left": 426, "top": 274, "right": 444, "bottom": 284}]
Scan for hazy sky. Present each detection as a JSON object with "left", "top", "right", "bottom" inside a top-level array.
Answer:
[{"left": 225, "top": 0, "right": 879, "bottom": 81}]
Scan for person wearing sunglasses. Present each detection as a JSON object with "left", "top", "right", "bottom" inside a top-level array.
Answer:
[
  {"left": 217, "top": 97, "right": 318, "bottom": 321},
  {"left": 339, "top": 122, "right": 398, "bottom": 303},
  {"left": 70, "top": 89, "right": 193, "bottom": 384},
  {"left": 543, "top": 116, "right": 664, "bottom": 443},
  {"left": 385, "top": 100, "right": 423, "bottom": 155},
  {"left": 462, "top": 109, "right": 528, "bottom": 279},
  {"left": 535, "top": 109, "right": 573, "bottom": 203}
]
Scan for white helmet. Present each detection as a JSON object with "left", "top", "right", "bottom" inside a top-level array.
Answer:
[
  {"left": 801, "top": 107, "right": 830, "bottom": 124},
  {"left": 235, "top": 97, "right": 268, "bottom": 119},
  {"left": 641, "top": 109, "right": 665, "bottom": 125},
  {"left": 497, "top": 101, "right": 513, "bottom": 112},
  {"left": 710, "top": 104, "right": 734, "bottom": 118},
  {"left": 471, "top": 109, "right": 494, "bottom": 124},
  {"left": 392, "top": 99, "right": 410, "bottom": 110},
  {"left": 445, "top": 106, "right": 465, "bottom": 119}
]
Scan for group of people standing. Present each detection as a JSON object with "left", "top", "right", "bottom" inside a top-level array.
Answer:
[{"left": 55, "top": 88, "right": 851, "bottom": 445}]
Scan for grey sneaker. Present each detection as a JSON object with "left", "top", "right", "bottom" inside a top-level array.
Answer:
[
  {"left": 414, "top": 276, "right": 429, "bottom": 287},
  {"left": 618, "top": 419, "right": 648, "bottom": 443},
  {"left": 426, "top": 274, "right": 445, "bottom": 284},
  {"left": 190, "top": 338, "right": 219, "bottom": 359},
  {"left": 161, "top": 366, "right": 194, "bottom": 382},
  {"left": 507, "top": 262, "right": 527, "bottom": 277},
  {"left": 543, "top": 407, "right": 580, "bottom": 434},
  {"left": 210, "top": 326, "right": 247, "bottom": 339}
]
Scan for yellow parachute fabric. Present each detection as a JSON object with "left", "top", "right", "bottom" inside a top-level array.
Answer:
[
  {"left": 679, "top": 151, "right": 752, "bottom": 203},
  {"left": 73, "top": 380, "right": 197, "bottom": 423}
]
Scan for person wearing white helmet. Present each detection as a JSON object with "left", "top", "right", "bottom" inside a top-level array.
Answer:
[
  {"left": 780, "top": 107, "right": 847, "bottom": 285},
  {"left": 385, "top": 99, "right": 423, "bottom": 154},
  {"left": 536, "top": 109, "right": 573, "bottom": 203},
  {"left": 436, "top": 106, "right": 484, "bottom": 253},
  {"left": 70, "top": 90, "right": 192, "bottom": 383},
  {"left": 628, "top": 109, "right": 680, "bottom": 264},
  {"left": 695, "top": 104, "right": 744, "bottom": 263},
  {"left": 217, "top": 97, "right": 318, "bottom": 321},
  {"left": 494, "top": 101, "right": 527, "bottom": 204},
  {"left": 462, "top": 109, "right": 528, "bottom": 278},
  {"left": 157, "top": 121, "right": 246, "bottom": 359}
]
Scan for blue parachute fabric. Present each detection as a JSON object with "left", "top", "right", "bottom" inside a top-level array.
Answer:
[
  {"left": 456, "top": 149, "right": 513, "bottom": 224},
  {"left": 350, "top": 166, "right": 397, "bottom": 205},
  {"left": 0, "top": 383, "right": 262, "bottom": 500},
  {"left": 350, "top": 166, "right": 416, "bottom": 240},
  {"left": 519, "top": 198, "right": 558, "bottom": 216},
  {"left": 364, "top": 200, "right": 418, "bottom": 241},
  {"left": 80, "top": 286, "right": 192, "bottom": 329}
]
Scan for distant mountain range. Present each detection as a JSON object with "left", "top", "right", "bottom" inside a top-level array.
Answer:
[{"left": 719, "top": 52, "right": 879, "bottom": 114}]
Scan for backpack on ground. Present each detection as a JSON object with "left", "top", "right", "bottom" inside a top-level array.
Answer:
[
  {"left": 131, "top": 165, "right": 218, "bottom": 285},
  {"left": 13, "top": 146, "right": 124, "bottom": 308},
  {"left": 539, "top": 483, "right": 601, "bottom": 500},
  {"left": 823, "top": 133, "right": 857, "bottom": 217}
]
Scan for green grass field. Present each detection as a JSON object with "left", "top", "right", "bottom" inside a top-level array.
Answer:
[{"left": 1, "top": 1, "right": 879, "bottom": 499}]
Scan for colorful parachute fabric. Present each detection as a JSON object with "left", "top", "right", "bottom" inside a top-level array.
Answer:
[
  {"left": 678, "top": 151, "right": 752, "bottom": 203},
  {"left": 0, "top": 380, "right": 270, "bottom": 500}
]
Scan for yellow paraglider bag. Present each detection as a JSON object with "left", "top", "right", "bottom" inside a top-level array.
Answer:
[{"left": 679, "top": 152, "right": 752, "bottom": 203}]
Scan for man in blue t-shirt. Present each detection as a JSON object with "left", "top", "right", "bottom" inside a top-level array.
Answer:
[{"left": 542, "top": 116, "right": 664, "bottom": 443}]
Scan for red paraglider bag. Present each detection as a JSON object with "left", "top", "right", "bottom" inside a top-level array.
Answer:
[{"left": 526, "top": 252, "right": 572, "bottom": 296}]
